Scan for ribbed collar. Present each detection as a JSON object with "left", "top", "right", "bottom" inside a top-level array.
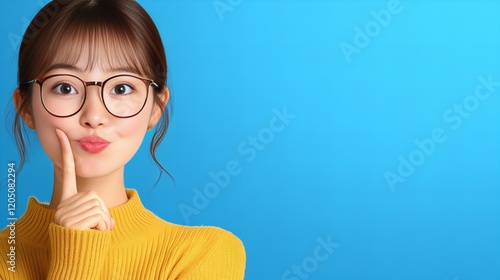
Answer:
[{"left": 17, "top": 189, "right": 166, "bottom": 246}]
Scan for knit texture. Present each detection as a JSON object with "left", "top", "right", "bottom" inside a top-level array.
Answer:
[{"left": 0, "top": 189, "right": 246, "bottom": 279}]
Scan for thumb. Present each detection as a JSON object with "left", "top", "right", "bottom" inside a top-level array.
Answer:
[{"left": 55, "top": 129, "right": 78, "bottom": 201}]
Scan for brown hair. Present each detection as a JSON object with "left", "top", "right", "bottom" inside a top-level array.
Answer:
[{"left": 14, "top": 0, "right": 172, "bottom": 182}]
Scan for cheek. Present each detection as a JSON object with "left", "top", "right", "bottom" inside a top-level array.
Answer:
[
  {"left": 117, "top": 105, "right": 156, "bottom": 160},
  {"left": 118, "top": 99, "right": 155, "bottom": 138},
  {"left": 116, "top": 108, "right": 151, "bottom": 145},
  {"left": 31, "top": 100, "right": 67, "bottom": 163},
  {"left": 36, "top": 123, "right": 79, "bottom": 169}
]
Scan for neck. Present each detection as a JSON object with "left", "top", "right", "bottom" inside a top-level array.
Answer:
[{"left": 49, "top": 167, "right": 129, "bottom": 210}]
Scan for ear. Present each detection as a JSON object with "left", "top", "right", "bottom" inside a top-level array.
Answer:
[
  {"left": 13, "top": 88, "right": 35, "bottom": 129},
  {"left": 148, "top": 86, "right": 170, "bottom": 130}
]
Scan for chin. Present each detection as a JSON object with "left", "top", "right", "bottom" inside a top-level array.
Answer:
[
  {"left": 75, "top": 164, "right": 121, "bottom": 179},
  {"left": 75, "top": 170, "right": 110, "bottom": 179}
]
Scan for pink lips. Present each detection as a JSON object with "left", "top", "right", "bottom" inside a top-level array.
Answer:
[{"left": 77, "top": 135, "right": 110, "bottom": 153}]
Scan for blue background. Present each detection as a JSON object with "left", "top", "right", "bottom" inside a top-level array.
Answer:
[{"left": 1, "top": 0, "right": 500, "bottom": 279}]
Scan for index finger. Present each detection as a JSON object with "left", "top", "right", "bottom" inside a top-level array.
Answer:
[{"left": 55, "top": 129, "right": 78, "bottom": 201}]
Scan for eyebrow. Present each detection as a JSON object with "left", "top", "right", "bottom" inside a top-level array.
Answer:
[
  {"left": 44, "top": 63, "right": 141, "bottom": 76},
  {"left": 45, "top": 64, "right": 81, "bottom": 73}
]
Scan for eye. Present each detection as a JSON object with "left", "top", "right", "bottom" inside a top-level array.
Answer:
[
  {"left": 111, "top": 84, "right": 134, "bottom": 95},
  {"left": 53, "top": 83, "right": 77, "bottom": 95}
]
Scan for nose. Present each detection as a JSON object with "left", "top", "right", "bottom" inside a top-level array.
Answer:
[{"left": 79, "top": 85, "right": 110, "bottom": 128}]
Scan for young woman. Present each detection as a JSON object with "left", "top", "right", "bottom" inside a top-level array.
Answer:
[{"left": 0, "top": 0, "right": 245, "bottom": 279}]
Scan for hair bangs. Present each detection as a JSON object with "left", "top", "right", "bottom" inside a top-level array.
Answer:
[{"left": 33, "top": 7, "right": 150, "bottom": 78}]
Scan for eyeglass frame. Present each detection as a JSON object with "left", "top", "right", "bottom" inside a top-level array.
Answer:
[{"left": 21, "top": 73, "right": 160, "bottom": 118}]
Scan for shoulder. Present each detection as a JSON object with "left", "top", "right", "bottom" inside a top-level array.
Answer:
[
  {"left": 160, "top": 223, "right": 246, "bottom": 276},
  {"left": 166, "top": 223, "right": 245, "bottom": 258}
]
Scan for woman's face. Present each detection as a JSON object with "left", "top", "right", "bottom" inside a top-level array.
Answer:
[{"left": 27, "top": 54, "right": 164, "bottom": 178}]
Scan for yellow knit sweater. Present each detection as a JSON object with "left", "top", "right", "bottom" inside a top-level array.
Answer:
[{"left": 0, "top": 189, "right": 246, "bottom": 279}]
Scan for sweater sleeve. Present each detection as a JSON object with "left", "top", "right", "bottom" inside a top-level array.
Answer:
[
  {"left": 180, "top": 230, "right": 246, "bottom": 280},
  {"left": 47, "top": 223, "right": 112, "bottom": 280}
]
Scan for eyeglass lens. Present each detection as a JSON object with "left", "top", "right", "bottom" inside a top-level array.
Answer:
[{"left": 40, "top": 75, "right": 148, "bottom": 117}]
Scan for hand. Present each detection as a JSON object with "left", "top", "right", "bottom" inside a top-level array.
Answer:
[{"left": 53, "top": 129, "right": 115, "bottom": 231}]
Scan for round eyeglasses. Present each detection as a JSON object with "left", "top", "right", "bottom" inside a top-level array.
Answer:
[{"left": 22, "top": 74, "right": 159, "bottom": 118}]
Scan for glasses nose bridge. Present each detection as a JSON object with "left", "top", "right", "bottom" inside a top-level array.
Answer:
[
  {"left": 83, "top": 80, "right": 105, "bottom": 99},
  {"left": 84, "top": 81, "right": 104, "bottom": 88},
  {"left": 82, "top": 80, "right": 105, "bottom": 106}
]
